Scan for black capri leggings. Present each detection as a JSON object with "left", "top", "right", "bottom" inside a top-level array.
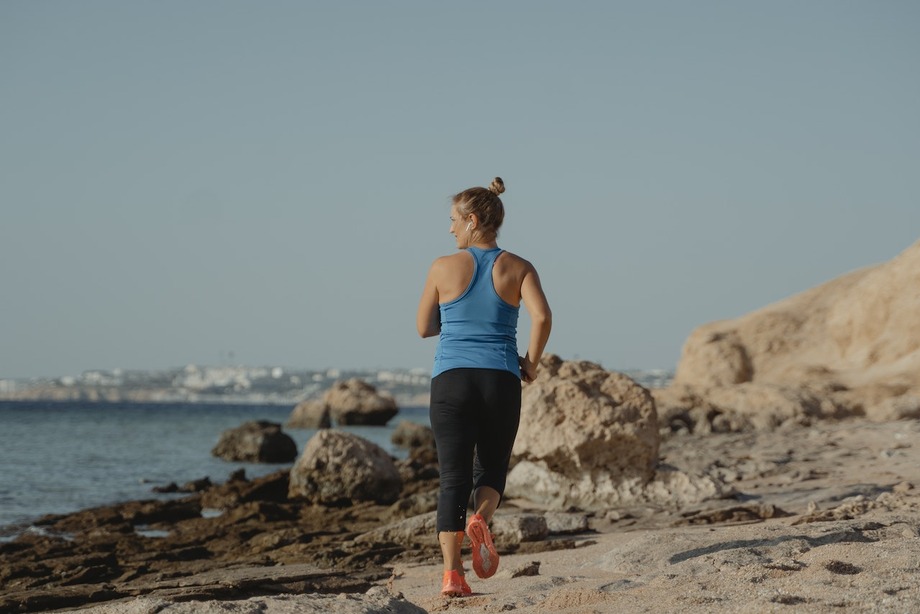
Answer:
[{"left": 429, "top": 368, "right": 522, "bottom": 532}]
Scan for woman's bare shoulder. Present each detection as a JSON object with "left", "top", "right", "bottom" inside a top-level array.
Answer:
[
  {"left": 497, "top": 250, "right": 536, "bottom": 272},
  {"left": 430, "top": 252, "right": 472, "bottom": 273}
]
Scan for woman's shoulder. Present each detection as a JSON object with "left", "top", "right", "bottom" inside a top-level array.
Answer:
[
  {"left": 429, "top": 251, "right": 473, "bottom": 273},
  {"left": 497, "top": 250, "right": 535, "bottom": 272}
]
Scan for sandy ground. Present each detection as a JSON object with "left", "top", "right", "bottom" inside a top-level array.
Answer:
[
  {"left": 393, "top": 418, "right": 920, "bottom": 614},
  {"left": 66, "top": 418, "right": 920, "bottom": 613}
]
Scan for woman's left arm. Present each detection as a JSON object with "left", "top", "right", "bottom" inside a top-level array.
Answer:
[{"left": 417, "top": 260, "right": 441, "bottom": 338}]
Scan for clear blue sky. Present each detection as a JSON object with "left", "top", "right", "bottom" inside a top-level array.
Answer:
[{"left": 2, "top": 1, "right": 918, "bottom": 379}]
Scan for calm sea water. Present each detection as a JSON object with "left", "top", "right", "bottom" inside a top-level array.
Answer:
[{"left": 0, "top": 401, "right": 429, "bottom": 538}]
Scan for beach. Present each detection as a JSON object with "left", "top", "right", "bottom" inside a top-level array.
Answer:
[{"left": 3, "top": 414, "right": 918, "bottom": 613}]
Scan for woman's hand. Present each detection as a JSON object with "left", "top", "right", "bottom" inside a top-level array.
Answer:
[{"left": 519, "top": 356, "right": 538, "bottom": 383}]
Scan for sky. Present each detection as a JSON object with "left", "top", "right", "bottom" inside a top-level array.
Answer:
[{"left": 1, "top": 1, "right": 918, "bottom": 379}]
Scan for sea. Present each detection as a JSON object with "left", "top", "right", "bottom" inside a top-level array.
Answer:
[{"left": 0, "top": 401, "right": 430, "bottom": 540}]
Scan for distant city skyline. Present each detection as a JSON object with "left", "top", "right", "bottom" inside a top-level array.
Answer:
[{"left": 2, "top": 2, "right": 919, "bottom": 378}]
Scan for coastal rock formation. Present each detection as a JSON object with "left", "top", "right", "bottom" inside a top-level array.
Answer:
[
  {"left": 285, "top": 379, "right": 398, "bottom": 427},
  {"left": 288, "top": 430, "right": 401, "bottom": 505},
  {"left": 505, "top": 355, "right": 662, "bottom": 510},
  {"left": 326, "top": 379, "right": 399, "bottom": 425},
  {"left": 390, "top": 420, "right": 435, "bottom": 450},
  {"left": 286, "top": 399, "right": 331, "bottom": 429},
  {"left": 211, "top": 421, "right": 297, "bottom": 463},
  {"left": 661, "top": 239, "right": 920, "bottom": 433},
  {"left": 390, "top": 420, "right": 438, "bottom": 467}
]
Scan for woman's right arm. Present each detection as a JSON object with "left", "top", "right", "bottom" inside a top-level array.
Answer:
[
  {"left": 520, "top": 264, "right": 552, "bottom": 382},
  {"left": 417, "top": 260, "right": 442, "bottom": 338}
]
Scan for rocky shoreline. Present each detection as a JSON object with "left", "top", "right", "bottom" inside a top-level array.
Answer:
[
  {"left": 3, "top": 414, "right": 918, "bottom": 613},
  {"left": 0, "top": 453, "right": 590, "bottom": 613}
]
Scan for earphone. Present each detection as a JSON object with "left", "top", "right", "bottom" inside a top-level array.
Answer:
[{"left": 466, "top": 222, "right": 473, "bottom": 232}]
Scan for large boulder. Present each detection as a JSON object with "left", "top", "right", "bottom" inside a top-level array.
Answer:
[
  {"left": 285, "top": 379, "right": 398, "bottom": 427},
  {"left": 288, "top": 430, "right": 401, "bottom": 505},
  {"left": 211, "top": 421, "right": 297, "bottom": 463},
  {"left": 286, "top": 399, "right": 331, "bottom": 429},
  {"left": 326, "top": 379, "right": 399, "bottom": 425},
  {"left": 674, "top": 239, "right": 920, "bottom": 393},
  {"left": 505, "top": 355, "right": 660, "bottom": 510},
  {"left": 663, "top": 238, "right": 920, "bottom": 431}
]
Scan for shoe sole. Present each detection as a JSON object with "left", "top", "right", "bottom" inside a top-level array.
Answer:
[{"left": 467, "top": 516, "right": 499, "bottom": 579}]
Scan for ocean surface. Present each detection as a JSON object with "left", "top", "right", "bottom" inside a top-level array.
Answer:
[{"left": 0, "top": 401, "right": 429, "bottom": 539}]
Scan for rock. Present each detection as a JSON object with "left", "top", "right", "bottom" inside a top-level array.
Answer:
[
  {"left": 391, "top": 421, "right": 438, "bottom": 466},
  {"left": 286, "top": 400, "right": 331, "bottom": 429},
  {"left": 506, "top": 355, "right": 660, "bottom": 510},
  {"left": 494, "top": 560, "right": 541, "bottom": 580},
  {"left": 671, "top": 238, "right": 920, "bottom": 403},
  {"left": 199, "top": 470, "right": 289, "bottom": 509},
  {"left": 491, "top": 514, "right": 549, "bottom": 544},
  {"left": 288, "top": 430, "right": 402, "bottom": 505},
  {"left": 179, "top": 477, "right": 212, "bottom": 493},
  {"left": 673, "top": 329, "right": 754, "bottom": 388},
  {"left": 354, "top": 511, "right": 439, "bottom": 545},
  {"left": 211, "top": 421, "right": 297, "bottom": 463},
  {"left": 390, "top": 420, "right": 435, "bottom": 450},
  {"left": 387, "top": 489, "right": 438, "bottom": 519},
  {"left": 325, "top": 379, "right": 399, "bottom": 426},
  {"left": 66, "top": 579, "right": 427, "bottom": 613},
  {"left": 543, "top": 512, "right": 589, "bottom": 535},
  {"left": 866, "top": 394, "right": 920, "bottom": 422}
]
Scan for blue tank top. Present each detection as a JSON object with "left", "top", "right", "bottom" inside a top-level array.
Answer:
[{"left": 432, "top": 247, "right": 521, "bottom": 378}]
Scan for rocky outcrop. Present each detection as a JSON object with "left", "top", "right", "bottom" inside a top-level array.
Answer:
[
  {"left": 211, "top": 421, "right": 297, "bottom": 463},
  {"left": 288, "top": 430, "right": 402, "bottom": 505},
  {"left": 326, "top": 379, "right": 399, "bottom": 425},
  {"left": 390, "top": 420, "right": 438, "bottom": 464},
  {"left": 661, "top": 239, "right": 920, "bottom": 433},
  {"left": 286, "top": 379, "right": 398, "bottom": 427},
  {"left": 286, "top": 400, "right": 331, "bottom": 429},
  {"left": 507, "top": 356, "right": 652, "bottom": 509}
]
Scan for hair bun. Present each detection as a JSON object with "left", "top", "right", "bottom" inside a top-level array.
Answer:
[{"left": 488, "top": 177, "right": 505, "bottom": 195}]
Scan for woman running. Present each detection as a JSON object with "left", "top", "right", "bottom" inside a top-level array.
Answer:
[{"left": 417, "top": 177, "right": 552, "bottom": 597}]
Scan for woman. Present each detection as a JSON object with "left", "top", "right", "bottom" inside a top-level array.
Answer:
[{"left": 417, "top": 177, "right": 552, "bottom": 597}]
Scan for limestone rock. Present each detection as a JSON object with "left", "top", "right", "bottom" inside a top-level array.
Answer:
[
  {"left": 353, "top": 511, "right": 439, "bottom": 545},
  {"left": 491, "top": 513, "right": 549, "bottom": 544},
  {"left": 286, "top": 399, "right": 331, "bottom": 429},
  {"left": 211, "top": 421, "right": 297, "bottom": 463},
  {"left": 673, "top": 239, "right": 920, "bottom": 395},
  {"left": 543, "top": 512, "right": 590, "bottom": 535},
  {"left": 326, "top": 379, "right": 399, "bottom": 426},
  {"left": 866, "top": 394, "right": 920, "bottom": 422},
  {"left": 390, "top": 420, "right": 435, "bottom": 449},
  {"left": 660, "top": 239, "right": 920, "bottom": 431},
  {"left": 506, "top": 355, "right": 660, "bottom": 510},
  {"left": 391, "top": 420, "right": 438, "bottom": 466},
  {"left": 288, "top": 430, "right": 401, "bottom": 505}
]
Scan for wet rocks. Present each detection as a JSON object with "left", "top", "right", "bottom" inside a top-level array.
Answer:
[
  {"left": 326, "top": 379, "right": 399, "bottom": 425},
  {"left": 288, "top": 430, "right": 402, "bottom": 505},
  {"left": 286, "top": 399, "right": 332, "bottom": 429},
  {"left": 391, "top": 420, "right": 438, "bottom": 466},
  {"left": 211, "top": 421, "right": 297, "bottom": 463},
  {"left": 286, "top": 379, "right": 399, "bottom": 427}
]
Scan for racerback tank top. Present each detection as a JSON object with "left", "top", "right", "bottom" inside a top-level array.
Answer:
[{"left": 432, "top": 247, "right": 521, "bottom": 378}]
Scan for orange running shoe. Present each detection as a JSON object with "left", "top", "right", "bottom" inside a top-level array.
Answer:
[
  {"left": 466, "top": 513, "right": 499, "bottom": 579},
  {"left": 441, "top": 569, "right": 472, "bottom": 597}
]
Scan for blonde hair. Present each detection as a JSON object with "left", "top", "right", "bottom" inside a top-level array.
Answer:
[{"left": 453, "top": 177, "right": 506, "bottom": 237}]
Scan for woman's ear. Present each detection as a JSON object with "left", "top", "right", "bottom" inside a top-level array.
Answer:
[{"left": 468, "top": 213, "right": 480, "bottom": 229}]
